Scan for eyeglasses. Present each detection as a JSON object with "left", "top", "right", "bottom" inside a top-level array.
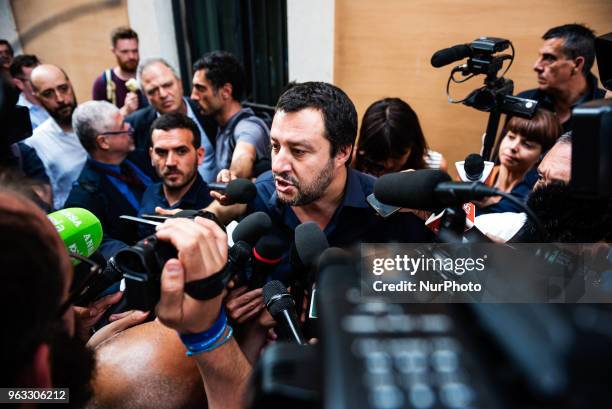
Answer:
[
  {"left": 56, "top": 253, "right": 103, "bottom": 318},
  {"left": 100, "top": 123, "right": 134, "bottom": 137}
]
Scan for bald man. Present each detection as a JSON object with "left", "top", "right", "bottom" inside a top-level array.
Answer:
[
  {"left": 86, "top": 320, "right": 206, "bottom": 409},
  {"left": 24, "top": 64, "right": 87, "bottom": 209}
]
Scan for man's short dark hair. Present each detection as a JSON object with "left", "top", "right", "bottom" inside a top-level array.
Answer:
[
  {"left": 150, "top": 112, "right": 201, "bottom": 148},
  {"left": 275, "top": 82, "right": 358, "bottom": 161},
  {"left": 192, "top": 51, "right": 245, "bottom": 101},
  {"left": 0, "top": 39, "right": 14, "bottom": 56},
  {"left": 9, "top": 54, "right": 40, "bottom": 78},
  {"left": 543, "top": 23, "right": 596, "bottom": 75},
  {"left": 111, "top": 27, "right": 138, "bottom": 47}
]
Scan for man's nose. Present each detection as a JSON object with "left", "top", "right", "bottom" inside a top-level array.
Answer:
[
  {"left": 190, "top": 87, "right": 199, "bottom": 100},
  {"left": 533, "top": 57, "right": 544, "bottom": 73},
  {"left": 166, "top": 151, "right": 177, "bottom": 166},
  {"left": 271, "top": 147, "right": 291, "bottom": 174}
]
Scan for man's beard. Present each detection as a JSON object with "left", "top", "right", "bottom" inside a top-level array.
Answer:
[
  {"left": 49, "top": 101, "right": 77, "bottom": 128},
  {"left": 161, "top": 162, "right": 198, "bottom": 193},
  {"left": 526, "top": 182, "right": 612, "bottom": 242},
  {"left": 47, "top": 324, "right": 96, "bottom": 408},
  {"left": 118, "top": 59, "right": 138, "bottom": 73},
  {"left": 274, "top": 159, "right": 335, "bottom": 206}
]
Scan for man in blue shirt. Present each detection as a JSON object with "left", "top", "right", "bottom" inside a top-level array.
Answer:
[
  {"left": 65, "top": 100, "right": 152, "bottom": 257},
  {"left": 138, "top": 113, "right": 213, "bottom": 238},
  {"left": 212, "top": 82, "right": 432, "bottom": 280}
]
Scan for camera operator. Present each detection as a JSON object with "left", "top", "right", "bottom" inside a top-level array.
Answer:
[{"left": 517, "top": 24, "right": 606, "bottom": 133}]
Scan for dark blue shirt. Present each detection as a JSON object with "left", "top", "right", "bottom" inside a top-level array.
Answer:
[
  {"left": 478, "top": 167, "right": 538, "bottom": 215},
  {"left": 138, "top": 173, "right": 213, "bottom": 238},
  {"left": 517, "top": 72, "right": 606, "bottom": 134},
  {"left": 246, "top": 168, "right": 433, "bottom": 282}
]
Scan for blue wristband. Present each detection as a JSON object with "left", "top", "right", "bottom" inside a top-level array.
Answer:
[
  {"left": 187, "top": 325, "right": 234, "bottom": 356},
  {"left": 179, "top": 308, "right": 227, "bottom": 353}
]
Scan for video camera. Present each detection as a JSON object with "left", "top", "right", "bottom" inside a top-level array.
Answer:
[
  {"left": 114, "top": 210, "right": 227, "bottom": 314},
  {"left": 431, "top": 36, "right": 538, "bottom": 160}
]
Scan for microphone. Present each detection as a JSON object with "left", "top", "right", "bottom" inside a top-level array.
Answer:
[
  {"left": 207, "top": 178, "right": 257, "bottom": 204},
  {"left": 374, "top": 169, "right": 498, "bottom": 210},
  {"left": 292, "top": 222, "right": 329, "bottom": 318},
  {"left": 430, "top": 44, "right": 472, "bottom": 68},
  {"left": 227, "top": 212, "right": 273, "bottom": 286},
  {"left": 250, "top": 234, "right": 286, "bottom": 288},
  {"left": 263, "top": 280, "right": 306, "bottom": 344},
  {"left": 232, "top": 211, "right": 272, "bottom": 246},
  {"left": 455, "top": 153, "right": 495, "bottom": 183},
  {"left": 48, "top": 208, "right": 103, "bottom": 262}
]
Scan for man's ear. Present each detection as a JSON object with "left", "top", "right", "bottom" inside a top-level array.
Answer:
[
  {"left": 334, "top": 145, "right": 353, "bottom": 168},
  {"left": 96, "top": 135, "right": 109, "bottom": 150},
  {"left": 573, "top": 56, "right": 585, "bottom": 75},
  {"left": 19, "top": 343, "right": 53, "bottom": 388},
  {"left": 196, "top": 147, "right": 205, "bottom": 165},
  {"left": 149, "top": 147, "right": 155, "bottom": 166},
  {"left": 221, "top": 83, "right": 233, "bottom": 100}
]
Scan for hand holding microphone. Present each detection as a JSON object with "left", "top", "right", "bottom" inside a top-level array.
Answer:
[{"left": 211, "top": 170, "right": 256, "bottom": 205}]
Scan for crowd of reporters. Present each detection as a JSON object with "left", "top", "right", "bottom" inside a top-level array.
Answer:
[{"left": 1, "top": 22, "right": 611, "bottom": 409}]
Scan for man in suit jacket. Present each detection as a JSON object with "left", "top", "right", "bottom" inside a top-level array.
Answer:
[
  {"left": 126, "top": 58, "right": 218, "bottom": 182},
  {"left": 65, "top": 101, "right": 153, "bottom": 258}
]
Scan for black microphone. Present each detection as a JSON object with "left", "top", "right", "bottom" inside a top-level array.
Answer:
[
  {"left": 207, "top": 178, "right": 257, "bottom": 204},
  {"left": 263, "top": 280, "right": 306, "bottom": 344},
  {"left": 430, "top": 44, "right": 473, "bottom": 68},
  {"left": 464, "top": 153, "right": 485, "bottom": 181},
  {"left": 374, "top": 169, "right": 497, "bottom": 210},
  {"left": 232, "top": 211, "right": 272, "bottom": 246},
  {"left": 250, "top": 234, "right": 286, "bottom": 289},
  {"left": 292, "top": 222, "right": 329, "bottom": 318},
  {"left": 226, "top": 240, "right": 253, "bottom": 287}
]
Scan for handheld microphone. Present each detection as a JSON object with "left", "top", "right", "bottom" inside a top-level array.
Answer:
[
  {"left": 292, "top": 222, "right": 329, "bottom": 318},
  {"left": 455, "top": 153, "right": 495, "bottom": 183},
  {"left": 263, "top": 280, "right": 306, "bottom": 345},
  {"left": 251, "top": 234, "right": 286, "bottom": 288},
  {"left": 48, "top": 208, "right": 103, "bottom": 262},
  {"left": 430, "top": 44, "right": 472, "bottom": 68},
  {"left": 207, "top": 178, "right": 257, "bottom": 204},
  {"left": 232, "top": 211, "right": 272, "bottom": 247}
]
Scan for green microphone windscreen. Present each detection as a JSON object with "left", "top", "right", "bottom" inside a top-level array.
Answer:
[{"left": 48, "top": 208, "right": 103, "bottom": 263}]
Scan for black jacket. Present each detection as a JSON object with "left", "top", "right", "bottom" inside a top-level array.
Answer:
[{"left": 64, "top": 158, "right": 150, "bottom": 257}]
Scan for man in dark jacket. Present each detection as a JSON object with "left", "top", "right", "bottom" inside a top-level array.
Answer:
[
  {"left": 126, "top": 58, "right": 217, "bottom": 182},
  {"left": 517, "top": 24, "right": 606, "bottom": 133},
  {"left": 65, "top": 100, "right": 152, "bottom": 257}
]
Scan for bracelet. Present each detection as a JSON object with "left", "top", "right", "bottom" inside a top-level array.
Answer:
[
  {"left": 187, "top": 325, "right": 234, "bottom": 356},
  {"left": 179, "top": 308, "right": 227, "bottom": 353}
]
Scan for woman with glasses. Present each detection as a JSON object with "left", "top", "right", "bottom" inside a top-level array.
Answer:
[{"left": 353, "top": 97, "right": 447, "bottom": 177}]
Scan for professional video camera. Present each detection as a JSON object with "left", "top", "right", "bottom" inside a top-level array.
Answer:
[
  {"left": 112, "top": 210, "right": 229, "bottom": 314},
  {"left": 431, "top": 37, "right": 538, "bottom": 160}
]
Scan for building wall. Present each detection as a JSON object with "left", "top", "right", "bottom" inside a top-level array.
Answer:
[
  {"left": 10, "top": 0, "right": 130, "bottom": 104},
  {"left": 287, "top": 0, "right": 335, "bottom": 82},
  {"left": 334, "top": 0, "right": 612, "bottom": 173}
]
